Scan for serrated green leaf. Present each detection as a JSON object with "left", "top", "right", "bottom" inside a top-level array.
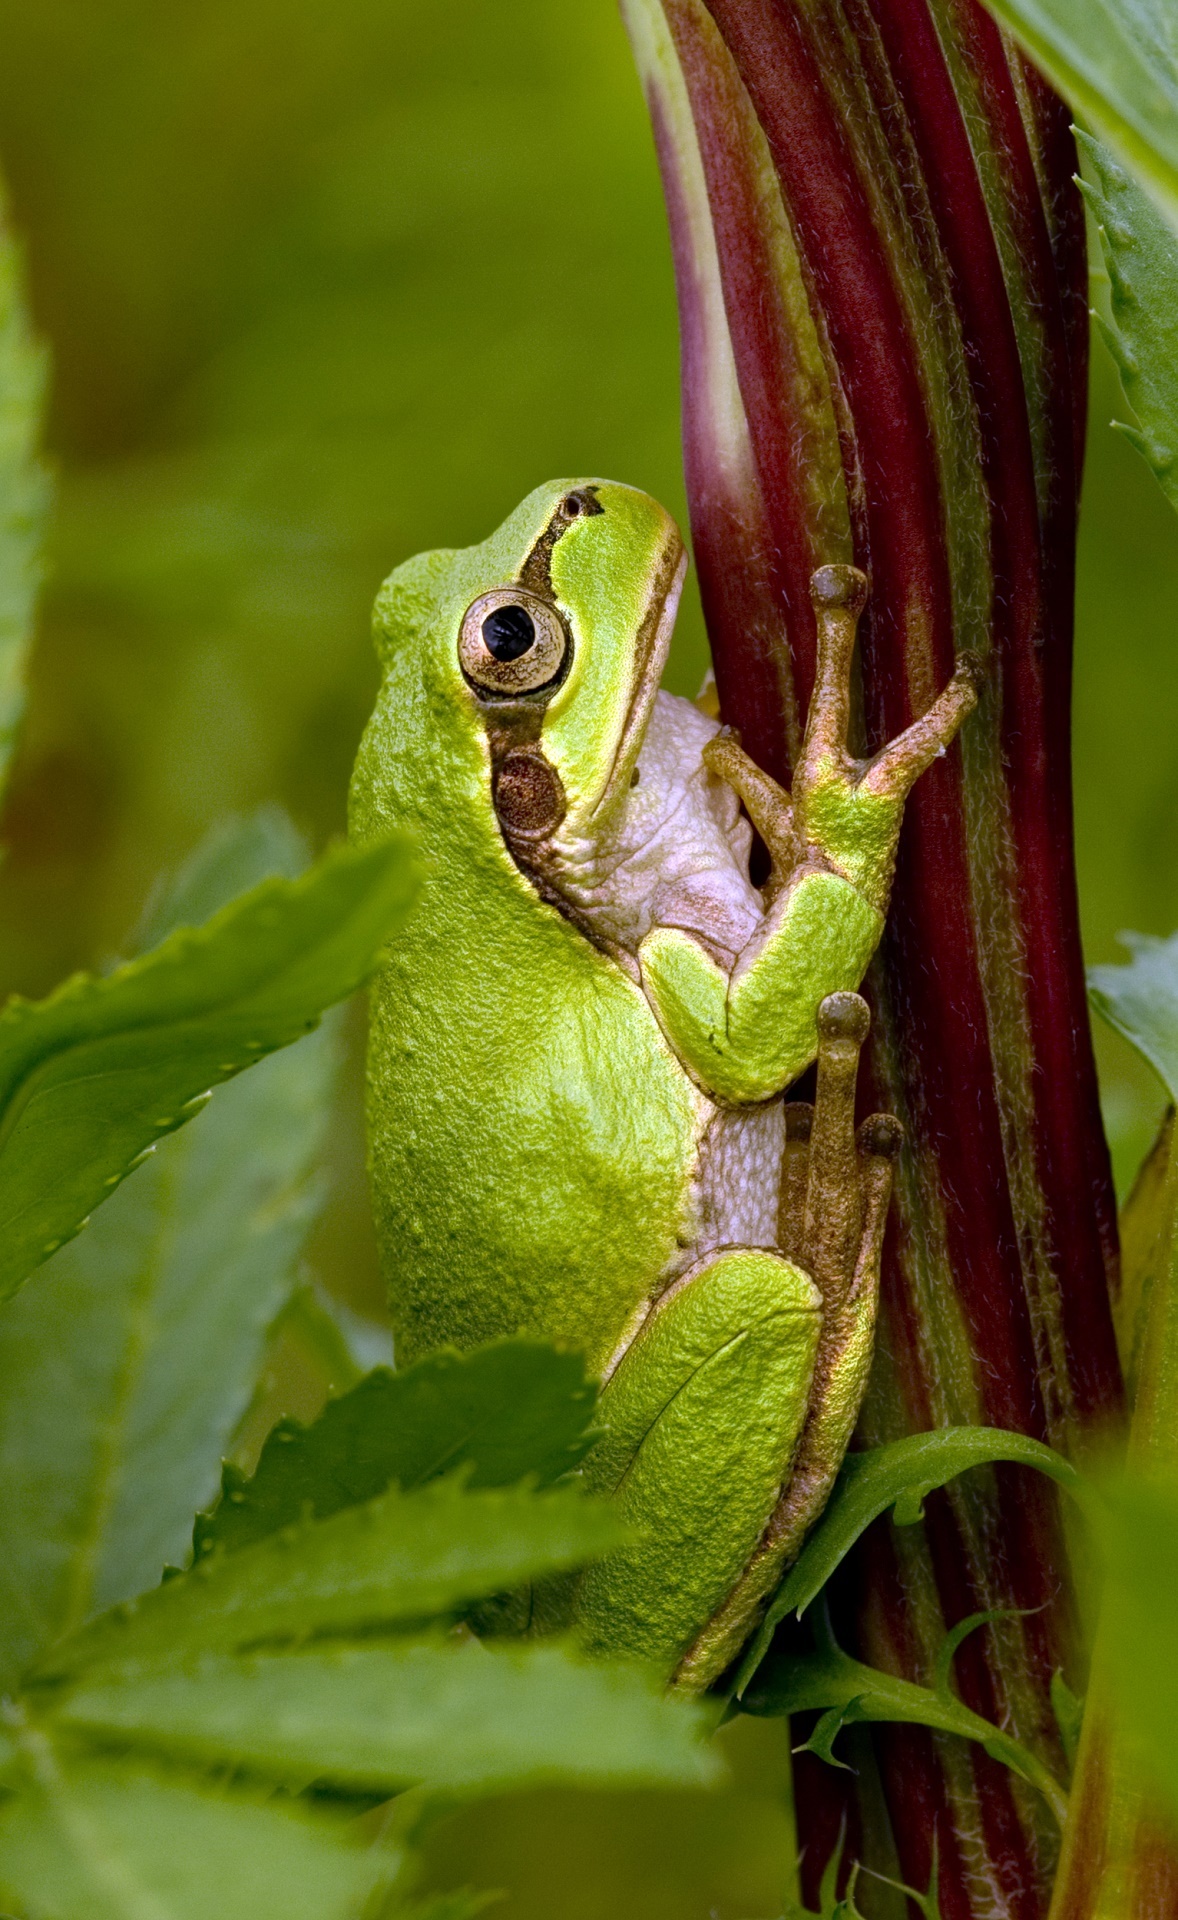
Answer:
[
  {"left": 195, "top": 1342, "right": 600, "bottom": 1561},
  {"left": 0, "top": 1741, "right": 393, "bottom": 1920},
  {"left": 0, "top": 812, "right": 349, "bottom": 1686},
  {"left": 744, "top": 1614, "right": 1068, "bottom": 1827},
  {"left": 1078, "top": 132, "right": 1178, "bottom": 512},
  {"left": 856, "top": 1849, "right": 944, "bottom": 1920},
  {"left": 0, "top": 182, "right": 50, "bottom": 797},
  {"left": 1090, "top": 929, "right": 1178, "bottom": 1101},
  {"left": 0, "top": 1021, "right": 342, "bottom": 1691},
  {"left": 980, "top": 0, "right": 1178, "bottom": 233},
  {"left": 779, "top": 1832, "right": 866, "bottom": 1918},
  {"left": 0, "top": 831, "right": 419, "bottom": 1305},
  {"left": 36, "top": 1479, "right": 624, "bottom": 1680},
  {"left": 49, "top": 1637, "right": 720, "bottom": 1795},
  {"left": 735, "top": 1427, "right": 1082, "bottom": 1694}
]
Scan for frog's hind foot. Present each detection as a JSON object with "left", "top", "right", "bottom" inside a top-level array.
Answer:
[
  {"left": 673, "top": 997, "right": 903, "bottom": 1692},
  {"left": 768, "top": 995, "right": 904, "bottom": 1562}
]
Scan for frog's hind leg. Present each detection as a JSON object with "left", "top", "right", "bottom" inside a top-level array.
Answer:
[
  {"left": 573, "top": 1244, "right": 822, "bottom": 1679},
  {"left": 674, "top": 991, "right": 901, "bottom": 1690}
]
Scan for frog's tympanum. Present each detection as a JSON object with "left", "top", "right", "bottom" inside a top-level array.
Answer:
[{"left": 350, "top": 481, "right": 979, "bottom": 1689}]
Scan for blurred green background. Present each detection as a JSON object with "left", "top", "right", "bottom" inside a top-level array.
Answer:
[{"left": 0, "top": 0, "right": 1173, "bottom": 1911}]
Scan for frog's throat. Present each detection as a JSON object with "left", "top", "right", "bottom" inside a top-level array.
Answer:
[{"left": 590, "top": 536, "right": 687, "bottom": 825}]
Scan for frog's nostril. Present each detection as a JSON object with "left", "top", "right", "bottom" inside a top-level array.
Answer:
[
  {"left": 560, "top": 488, "right": 603, "bottom": 521},
  {"left": 482, "top": 604, "right": 536, "bottom": 662}
]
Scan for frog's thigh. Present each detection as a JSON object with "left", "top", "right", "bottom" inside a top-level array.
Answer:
[{"left": 575, "top": 1246, "right": 821, "bottom": 1673}]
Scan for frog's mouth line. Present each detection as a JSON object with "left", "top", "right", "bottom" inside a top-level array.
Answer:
[{"left": 591, "top": 533, "right": 688, "bottom": 821}]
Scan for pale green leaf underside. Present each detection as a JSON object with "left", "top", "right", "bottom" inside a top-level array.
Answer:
[
  {"left": 744, "top": 1624, "right": 1068, "bottom": 1826},
  {"left": 737, "top": 1426, "right": 1082, "bottom": 1693},
  {"left": 0, "top": 183, "right": 50, "bottom": 798},
  {"left": 51, "top": 1638, "right": 719, "bottom": 1794},
  {"left": 0, "top": 832, "right": 419, "bottom": 1304},
  {"left": 36, "top": 1478, "right": 624, "bottom": 1680},
  {"left": 0, "top": 813, "right": 345, "bottom": 1689},
  {"left": 0, "top": 1747, "right": 394, "bottom": 1920},
  {"left": 1078, "top": 131, "right": 1178, "bottom": 511},
  {"left": 1089, "top": 929, "right": 1178, "bottom": 1102},
  {"left": 981, "top": 0, "right": 1178, "bottom": 232},
  {"left": 195, "top": 1341, "right": 600, "bottom": 1561}
]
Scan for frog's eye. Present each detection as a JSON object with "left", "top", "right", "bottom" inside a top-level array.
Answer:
[{"left": 459, "top": 588, "right": 569, "bottom": 697}]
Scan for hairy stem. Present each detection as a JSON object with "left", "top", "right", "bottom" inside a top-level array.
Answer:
[{"left": 621, "top": 2, "right": 1122, "bottom": 1911}]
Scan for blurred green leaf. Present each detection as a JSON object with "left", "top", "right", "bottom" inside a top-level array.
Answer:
[
  {"left": 1050, "top": 1669, "right": 1084, "bottom": 1771},
  {"left": 735, "top": 1427, "right": 1082, "bottom": 1695},
  {"left": 0, "top": 2, "right": 704, "bottom": 1011},
  {"left": 0, "top": 1030, "right": 340, "bottom": 1690},
  {"left": 1113, "top": 1108, "right": 1172, "bottom": 1398},
  {"left": 1079, "top": 131, "right": 1178, "bottom": 513},
  {"left": 37, "top": 1478, "right": 624, "bottom": 1680},
  {"left": 275, "top": 1278, "right": 396, "bottom": 1394},
  {"left": 0, "top": 179, "right": 49, "bottom": 797},
  {"left": 50, "top": 1637, "right": 719, "bottom": 1795},
  {"left": 132, "top": 805, "right": 308, "bottom": 951},
  {"left": 195, "top": 1342, "right": 600, "bottom": 1561},
  {"left": 0, "top": 1742, "right": 395, "bottom": 1920},
  {"left": 1096, "top": 1477, "right": 1178, "bottom": 1820},
  {"left": 1090, "top": 930, "right": 1178, "bottom": 1099},
  {"left": 980, "top": 0, "right": 1178, "bottom": 231},
  {"left": 743, "top": 1613, "right": 1068, "bottom": 1827},
  {"left": 0, "top": 831, "right": 419, "bottom": 1303},
  {"left": 0, "top": 812, "right": 344, "bottom": 1688}
]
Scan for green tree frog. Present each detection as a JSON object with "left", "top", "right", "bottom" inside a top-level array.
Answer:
[{"left": 350, "top": 480, "right": 978, "bottom": 1688}]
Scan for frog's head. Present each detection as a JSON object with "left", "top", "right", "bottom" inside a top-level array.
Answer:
[{"left": 375, "top": 480, "right": 686, "bottom": 855}]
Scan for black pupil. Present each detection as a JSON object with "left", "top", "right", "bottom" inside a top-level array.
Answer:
[{"left": 483, "top": 604, "right": 536, "bottom": 662}]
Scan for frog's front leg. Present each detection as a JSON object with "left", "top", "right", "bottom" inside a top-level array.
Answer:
[
  {"left": 637, "top": 565, "right": 980, "bottom": 1105},
  {"left": 573, "top": 994, "right": 901, "bottom": 1686}
]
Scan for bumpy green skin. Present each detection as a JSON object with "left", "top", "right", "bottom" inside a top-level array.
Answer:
[
  {"left": 350, "top": 480, "right": 906, "bottom": 1682},
  {"left": 350, "top": 486, "right": 701, "bottom": 1376},
  {"left": 576, "top": 1248, "right": 821, "bottom": 1662}
]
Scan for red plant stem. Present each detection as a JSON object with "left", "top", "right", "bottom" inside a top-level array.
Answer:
[{"left": 623, "top": 1, "right": 1122, "bottom": 1910}]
